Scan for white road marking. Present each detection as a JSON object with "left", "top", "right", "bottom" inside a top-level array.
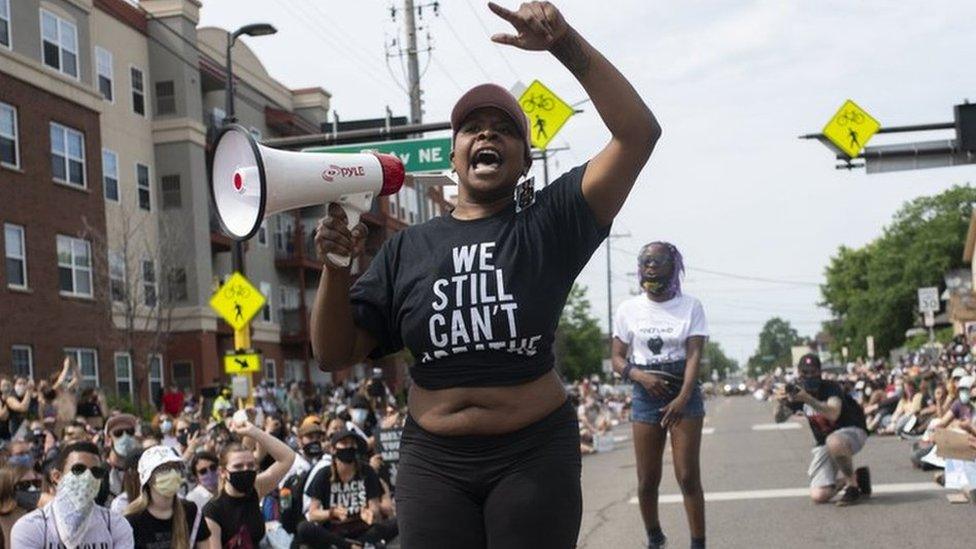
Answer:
[
  {"left": 702, "top": 427, "right": 715, "bottom": 435},
  {"left": 751, "top": 422, "right": 801, "bottom": 431},
  {"left": 627, "top": 482, "right": 942, "bottom": 505}
]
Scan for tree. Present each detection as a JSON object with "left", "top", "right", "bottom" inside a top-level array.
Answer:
[
  {"left": 820, "top": 185, "right": 976, "bottom": 358},
  {"left": 84, "top": 207, "right": 185, "bottom": 414},
  {"left": 747, "top": 317, "right": 802, "bottom": 377},
  {"left": 555, "top": 284, "right": 605, "bottom": 381},
  {"left": 700, "top": 341, "right": 738, "bottom": 382}
]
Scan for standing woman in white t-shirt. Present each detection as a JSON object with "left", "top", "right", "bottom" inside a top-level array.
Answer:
[{"left": 612, "top": 242, "right": 708, "bottom": 549}]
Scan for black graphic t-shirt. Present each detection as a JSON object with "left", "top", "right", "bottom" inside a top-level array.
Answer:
[
  {"left": 127, "top": 499, "right": 211, "bottom": 549},
  {"left": 351, "top": 164, "right": 609, "bottom": 389},
  {"left": 788, "top": 380, "right": 868, "bottom": 446},
  {"left": 306, "top": 464, "right": 382, "bottom": 532},
  {"left": 203, "top": 488, "right": 265, "bottom": 548}
]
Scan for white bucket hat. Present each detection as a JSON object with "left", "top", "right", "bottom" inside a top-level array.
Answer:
[{"left": 138, "top": 445, "right": 183, "bottom": 487}]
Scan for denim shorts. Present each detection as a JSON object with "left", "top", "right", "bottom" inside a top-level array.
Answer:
[{"left": 630, "top": 361, "right": 705, "bottom": 425}]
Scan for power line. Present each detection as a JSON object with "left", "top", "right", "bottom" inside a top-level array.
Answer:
[
  {"left": 438, "top": 9, "right": 492, "bottom": 80},
  {"left": 280, "top": 0, "right": 397, "bottom": 92},
  {"left": 609, "top": 245, "right": 820, "bottom": 287},
  {"left": 431, "top": 55, "right": 464, "bottom": 92},
  {"left": 460, "top": 0, "right": 522, "bottom": 81}
]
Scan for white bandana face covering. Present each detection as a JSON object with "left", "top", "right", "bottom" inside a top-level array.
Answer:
[{"left": 53, "top": 469, "right": 101, "bottom": 548}]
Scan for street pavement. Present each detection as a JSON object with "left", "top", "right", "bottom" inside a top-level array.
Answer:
[{"left": 579, "top": 395, "right": 974, "bottom": 548}]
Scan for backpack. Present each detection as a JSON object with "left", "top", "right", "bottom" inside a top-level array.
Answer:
[{"left": 278, "top": 469, "right": 309, "bottom": 535}]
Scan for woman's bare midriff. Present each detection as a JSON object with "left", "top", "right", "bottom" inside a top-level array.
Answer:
[{"left": 408, "top": 369, "right": 568, "bottom": 436}]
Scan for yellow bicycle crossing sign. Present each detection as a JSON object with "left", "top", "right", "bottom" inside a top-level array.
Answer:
[
  {"left": 209, "top": 272, "right": 266, "bottom": 331},
  {"left": 822, "top": 99, "right": 880, "bottom": 159},
  {"left": 518, "top": 80, "right": 575, "bottom": 150}
]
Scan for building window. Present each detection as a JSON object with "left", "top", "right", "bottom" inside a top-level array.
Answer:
[
  {"left": 65, "top": 348, "right": 98, "bottom": 388},
  {"left": 102, "top": 149, "right": 119, "bottom": 201},
  {"left": 264, "top": 359, "right": 276, "bottom": 385},
  {"left": 136, "top": 163, "right": 151, "bottom": 210},
  {"left": 50, "top": 122, "right": 85, "bottom": 187},
  {"left": 12, "top": 346, "right": 33, "bottom": 379},
  {"left": 260, "top": 281, "right": 272, "bottom": 323},
  {"left": 0, "top": 102, "right": 18, "bottom": 168},
  {"left": 148, "top": 354, "right": 163, "bottom": 402},
  {"left": 155, "top": 81, "right": 175, "bottom": 115},
  {"left": 114, "top": 353, "right": 132, "bottom": 399},
  {"left": 172, "top": 361, "right": 193, "bottom": 391},
  {"left": 57, "top": 235, "right": 92, "bottom": 297},
  {"left": 109, "top": 250, "right": 125, "bottom": 302},
  {"left": 161, "top": 175, "right": 181, "bottom": 209},
  {"left": 0, "top": 0, "right": 10, "bottom": 48},
  {"left": 95, "top": 47, "right": 113, "bottom": 101},
  {"left": 257, "top": 220, "right": 268, "bottom": 246},
  {"left": 167, "top": 267, "right": 187, "bottom": 302},
  {"left": 4, "top": 223, "right": 26, "bottom": 289},
  {"left": 40, "top": 10, "right": 78, "bottom": 78},
  {"left": 142, "top": 259, "right": 157, "bottom": 307},
  {"left": 130, "top": 66, "right": 145, "bottom": 116}
]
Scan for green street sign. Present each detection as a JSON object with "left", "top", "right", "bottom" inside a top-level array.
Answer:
[{"left": 305, "top": 136, "right": 452, "bottom": 173}]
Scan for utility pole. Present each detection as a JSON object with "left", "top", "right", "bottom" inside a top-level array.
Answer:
[{"left": 404, "top": 0, "right": 423, "bottom": 124}]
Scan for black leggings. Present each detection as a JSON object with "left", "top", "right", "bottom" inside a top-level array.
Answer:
[
  {"left": 395, "top": 398, "right": 582, "bottom": 549},
  {"left": 293, "top": 517, "right": 398, "bottom": 549}
]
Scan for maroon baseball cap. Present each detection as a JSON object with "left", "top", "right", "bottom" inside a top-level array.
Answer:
[{"left": 450, "top": 83, "right": 533, "bottom": 170}]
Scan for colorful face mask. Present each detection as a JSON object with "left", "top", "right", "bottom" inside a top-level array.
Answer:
[{"left": 638, "top": 246, "right": 675, "bottom": 296}]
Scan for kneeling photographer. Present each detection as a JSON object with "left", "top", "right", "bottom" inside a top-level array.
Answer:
[{"left": 774, "top": 354, "right": 872, "bottom": 506}]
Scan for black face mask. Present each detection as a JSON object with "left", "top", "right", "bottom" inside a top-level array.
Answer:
[
  {"left": 335, "top": 447, "right": 357, "bottom": 464},
  {"left": 15, "top": 489, "right": 40, "bottom": 511},
  {"left": 303, "top": 442, "right": 324, "bottom": 458},
  {"left": 228, "top": 470, "right": 257, "bottom": 493},
  {"left": 177, "top": 433, "right": 188, "bottom": 448}
]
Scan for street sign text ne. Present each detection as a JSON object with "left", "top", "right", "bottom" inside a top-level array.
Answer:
[{"left": 305, "top": 137, "right": 452, "bottom": 173}]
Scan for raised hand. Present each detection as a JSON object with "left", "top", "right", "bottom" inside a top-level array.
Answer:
[{"left": 488, "top": 1, "right": 568, "bottom": 51}]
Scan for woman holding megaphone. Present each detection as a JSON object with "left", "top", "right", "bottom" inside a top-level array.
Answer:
[{"left": 312, "top": 2, "right": 660, "bottom": 547}]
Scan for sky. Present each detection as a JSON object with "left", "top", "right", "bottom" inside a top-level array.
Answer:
[{"left": 197, "top": 0, "right": 976, "bottom": 365}]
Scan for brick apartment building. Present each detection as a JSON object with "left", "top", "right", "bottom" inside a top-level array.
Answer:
[{"left": 0, "top": 0, "right": 450, "bottom": 405}]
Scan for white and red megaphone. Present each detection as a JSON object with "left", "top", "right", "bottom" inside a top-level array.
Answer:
[{"left": 209, "top": 125, "right": 404, "bottom": 267}]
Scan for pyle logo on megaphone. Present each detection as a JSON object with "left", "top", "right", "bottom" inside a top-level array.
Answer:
[
  {"left": 209, "top": 125, "right": 405, "bottom": 267},
  {"left": 322, "top": 164, "right": 367, "bottom": 183}
]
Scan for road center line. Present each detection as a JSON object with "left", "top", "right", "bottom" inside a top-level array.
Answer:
[
  {"left": 751, "top": 422, "right": 801, "bottom": 431},
  {"left": 627, "top": 482, "right": 942, "bottom": 505}
]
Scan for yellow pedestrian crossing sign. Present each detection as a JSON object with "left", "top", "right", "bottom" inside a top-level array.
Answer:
[
  {"left": 224, "top": 350, "right": 262, "bottom": 374},
  {"left": 518, "top": 80, "right": 574, "bottom": 150},
  {"left": 822, "top": 99, "right": 881, "bottom": 159},
  {"left": 209, "top": 272, "right": 266, "bottom": 331}
]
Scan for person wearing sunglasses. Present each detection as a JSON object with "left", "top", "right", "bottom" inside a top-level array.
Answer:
[
  {"left": 105, "top": 413, "right": 141, "bottom": 504},
  {"left": 186, "top": 451, "right": 219, "bottom": 512},
  {"left": 612, "top": 242, "right": 709, "bottom": 549},
  {"left": 126, "top": 445, "right": 213, "bottom": 549},
  {"left": 10, "top": 441, "right": 133, "bottom": 548}
]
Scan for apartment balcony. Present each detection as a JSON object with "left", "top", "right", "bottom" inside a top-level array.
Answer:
[
  {"left": 279, "top": 307, "right": 309, "bottom": 346},
  {"left": 209, "top": 211, "right": 234, "bottom": 253},
  {"left": 274, "top": 226, "right": 322, "bottom": 272}
]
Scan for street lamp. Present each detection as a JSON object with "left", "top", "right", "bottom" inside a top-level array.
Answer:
[{"left": 224, "top": 23, "right": 276, "bottom": 274}]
